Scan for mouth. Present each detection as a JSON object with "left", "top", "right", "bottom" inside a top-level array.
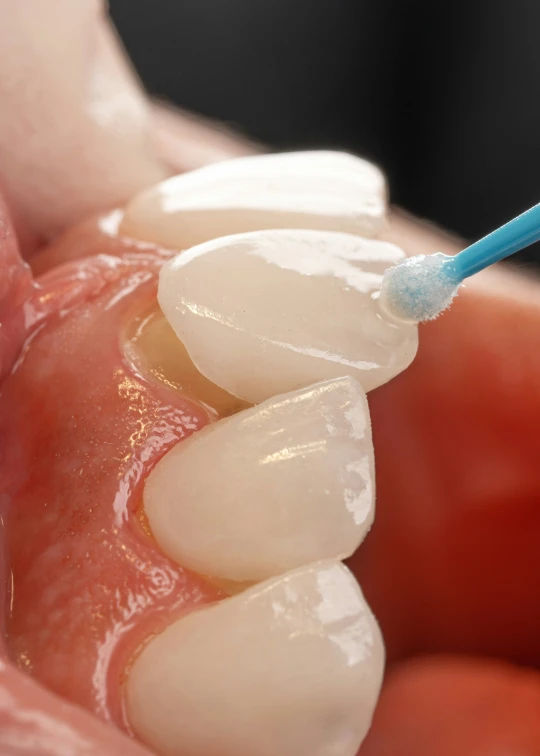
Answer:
[
  {"left": 2, "top": 6, "right": 540, "bottom": 756},
  {"left": 1, "top": 148, "right": 413, "bottom": 756}
]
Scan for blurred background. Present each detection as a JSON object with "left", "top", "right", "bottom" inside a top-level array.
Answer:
[{"left": 110, "top": 0, "right": 540, "bottom": 267}]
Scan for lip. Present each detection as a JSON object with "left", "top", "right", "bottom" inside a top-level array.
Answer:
[{"left": 0, "top": 0, "right": 164, "bottom": 252}]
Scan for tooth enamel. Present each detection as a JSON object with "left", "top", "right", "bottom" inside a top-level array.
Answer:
[
  {"left": 144, "top": 377, "right": 374, "bottom": 582},
  {"left": 126, "top": 561, "right": 384, "bottom": 756},
  {"left": 158, "top": 229, "right": 418, "bottom": 402},
  {"left": 120, "top": 151, "right": 387, "bottom": 248}
]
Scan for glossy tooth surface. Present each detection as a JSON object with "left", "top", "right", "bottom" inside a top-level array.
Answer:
[
  {"left": 126, "top": 561, "right": 384, "bottom": 756},
  {"left": 158, "top": 229, "right": 418, "bottom": 402},
  {"left": 144, "top": 377, "right": 374, "bottom": 582},
  {"left": 121, "top": 151, "right": 387, "bottom": 248}
]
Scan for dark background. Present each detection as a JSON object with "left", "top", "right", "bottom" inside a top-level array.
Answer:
[{"left": 110, "top": 0, "right": 540, "bottom": 267}]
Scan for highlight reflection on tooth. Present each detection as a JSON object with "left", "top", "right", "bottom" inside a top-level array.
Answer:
[
  {"left": 158, "top": 229, "right": 418, "bottom": 402},
  {"left": 144, "top": 377, "right": 374, "bottom": 582},
  {"left": 126, "top": 561, "right": 384, "bottom": 756},
  {"left": 120, "top": 151, "right": 387, "bottom": 248}
]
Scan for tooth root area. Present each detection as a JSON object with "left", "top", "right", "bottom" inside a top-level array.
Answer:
[
  {"left": 158, "top": 228, "right": 419, "bottom": 403},
  {"left": 126, "top": 561, "right": 384, "bottom": 756},
  {"left": 144, "top": 376, "right": 374, "bottom": 582},
  {"left": 120, "top": 151, "right": 387, "bottom": 249}
]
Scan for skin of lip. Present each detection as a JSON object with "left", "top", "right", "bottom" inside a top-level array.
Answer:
[{"left": 1, "top": 4, "right": 539, "bottom": 755}]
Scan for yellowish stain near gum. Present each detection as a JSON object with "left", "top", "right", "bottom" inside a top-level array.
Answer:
[
  {"left": 122, "top": 301, "right": 250, "bottom": 419},
  {"left": 124, "top": 301, "right": 250, "bottom": 591}
]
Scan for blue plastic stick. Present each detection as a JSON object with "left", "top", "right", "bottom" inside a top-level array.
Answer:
[
  {"left": 380, "top": 200, "right": 540, "bottom": 322},
  {"left": 445, "top": 202, "right": 540, "bottom": 283}
]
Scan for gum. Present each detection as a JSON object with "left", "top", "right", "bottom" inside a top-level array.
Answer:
[{"left": 1, "top": 218, "right": 225, "bottom": 731}]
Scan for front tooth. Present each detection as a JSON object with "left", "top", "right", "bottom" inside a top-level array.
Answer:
[
  {"left": 144, "top": 377, "right": 374, "bottom": 582},
  {"left": 120, "top": 151, "right": 387, "bottom": 248},
  {"left": 126, "top": 561, "right": 384, "bottom": 756},
  {"left": 158, "top": 229, "right": 418, "bottom": 402}
]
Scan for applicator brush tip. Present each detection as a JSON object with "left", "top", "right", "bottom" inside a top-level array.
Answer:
[{"left": 379, "top": 253, "right": 461, "bottom": 323}]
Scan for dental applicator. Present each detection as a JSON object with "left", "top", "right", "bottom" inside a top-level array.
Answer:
[{"left": 380, "top": 202, "right": 540, "bottom": 322}]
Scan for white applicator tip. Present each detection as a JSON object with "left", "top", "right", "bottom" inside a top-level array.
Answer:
[{"left": 379, "top": 252, "right": 461, "bottom": 323}]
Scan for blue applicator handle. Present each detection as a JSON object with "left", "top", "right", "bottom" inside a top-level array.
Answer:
[
  {"left": 380, "top": 200, "right": 540, "bottom": 322},
  {"left": 447, "top": 202, "right": 540, "bottom": 282}
]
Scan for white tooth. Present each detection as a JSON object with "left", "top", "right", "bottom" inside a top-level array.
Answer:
[
  {"left": 121, "top": 151, "right": 387, "bottom": 248},
  {"left": 126, "top": 561, "right": 384, "bottom": 756},
  {"left": 144, "top": 377, "right": 374, "bottom": 582},
  {"left": 158, "top": 229, "right": 418, "bottom": 402}
]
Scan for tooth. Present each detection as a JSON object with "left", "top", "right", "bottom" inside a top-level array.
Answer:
[
  {"left": 144, "top": 377, "right": 374, "bottom": 582},
  {"left": 126, "top": 561, "right": 384, "bottom": 756},
  {"left": 120, "top": 151, "right": 387, "bottom": 248},
  {"left": 158, "top": 229, "right": 418, "bottom": 402}
]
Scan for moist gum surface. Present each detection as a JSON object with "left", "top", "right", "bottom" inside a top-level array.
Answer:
[{"left": 1, "top": 219, "right": 226, "bottom": 731}]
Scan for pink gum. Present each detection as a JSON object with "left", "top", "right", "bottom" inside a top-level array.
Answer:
[{"left": 1, "top": 218, "right": 222, "bottom": 733}]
